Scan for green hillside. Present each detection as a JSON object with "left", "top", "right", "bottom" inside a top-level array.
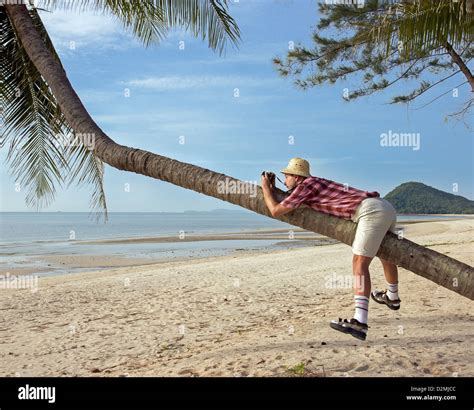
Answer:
[{"left": 383, "top": 182, "right": 474, "bottom": 214}]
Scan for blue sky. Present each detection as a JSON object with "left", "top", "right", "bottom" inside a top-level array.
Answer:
[{"left": 1, "top": 0, "right": 472, "bottom": 213}]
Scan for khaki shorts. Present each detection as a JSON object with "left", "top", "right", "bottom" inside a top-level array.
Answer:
[{"left": 350, "top": 197, "right": 397, "bottom": 258}]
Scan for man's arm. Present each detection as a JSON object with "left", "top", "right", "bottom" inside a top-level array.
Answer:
[{"left": 261, "top": 175, "right": 294, "bottom": 218}]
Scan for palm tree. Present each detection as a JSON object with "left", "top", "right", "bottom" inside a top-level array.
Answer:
[
  {"left": 365, "top": 0, "right": 473, "bottom": 90},
  {"left": 1, "top": 2, "right": 473, "bottom": 300},
  {"left": 360, "top": 0, "right": 473, "bottom": 117}
]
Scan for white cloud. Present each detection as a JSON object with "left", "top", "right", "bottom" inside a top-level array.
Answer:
[
  {"left": 38, "top": 8, "right": 132, "bottom": 52},
  {"left": 187, "top": 157, "right": 354, "bottom": 168},
  {"left": 93, "top": 111, "right": 246, "bottom": 137},
  {"left": 123, "top": 75, "right": 277, "bottom": 90},
  {"left": 39, "top": 9, "right": 118, "bottom": 38},
  {"left": 193, "top": 50, "right": 275, "bottom": 65}
]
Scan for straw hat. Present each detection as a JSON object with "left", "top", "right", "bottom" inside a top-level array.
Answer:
[{"left": 280, "top": 158, "right": 311, "bottom": 177}]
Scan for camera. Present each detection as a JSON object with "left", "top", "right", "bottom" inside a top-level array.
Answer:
[{"left": 261, "top": 171, "right": 276, "bottom": 186}]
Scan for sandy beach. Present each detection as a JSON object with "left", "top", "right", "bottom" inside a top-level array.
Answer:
[{"left": 0, "top": 218, "right": 473, "bottom": 377}]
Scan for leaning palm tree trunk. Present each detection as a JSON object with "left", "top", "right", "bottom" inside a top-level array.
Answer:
[{"left": 5, "top": 5, "right": 473, "bottom": 300}]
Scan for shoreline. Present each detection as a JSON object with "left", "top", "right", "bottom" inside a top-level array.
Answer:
[
  {"left": 74, "top": 228, "right": 323, "bottom": 245},
  {"left": 2, "top": 218, "right": 473, "bottom": 278},
  {"left": 12, "top": 216, "right": 472, "bottom": 247},
  {"left": 3, "top": 237, "right": 339, "bottom": 278}
]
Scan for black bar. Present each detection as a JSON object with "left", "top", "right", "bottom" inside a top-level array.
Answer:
[{"left": 0, "top": 377, "right": 472, "bottom": 409}]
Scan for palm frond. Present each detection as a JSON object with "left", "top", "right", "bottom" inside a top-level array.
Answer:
[
  {"left": 1, "top": 8, "right": 65, "bottom": 209},
  {"left": 66, "top": 139, "right": 108, "bottom": 223},
  {"left": 1, "top": 8, "right": 108, "bottom": 219},
  {"left": 154, "top": 0, "right": 241, "bottom": 54},
  {"left": 360, "top": 0, "right": 473, "bottom": 58},
  {"left": 155, "top": 0, "right": 241, "bottom": 54},
  {"left": 37, "top": 0, "right": 240, "bottom": 53}
]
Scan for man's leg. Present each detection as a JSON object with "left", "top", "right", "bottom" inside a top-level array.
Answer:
[
  {"left": 352, "top": 254, "right": 373, "bottom": 325},
  {"left": 329, "top": 253, "right": 372, "bottom": 340},
  {"left": 379, "top": 258, "right": 398, "bottom": 284},
  {"left": 378, "top": 258, "right": 399, "bottom": 301},
  {"left": 353, "top": 254, "right": 373, "bottom": 297}
]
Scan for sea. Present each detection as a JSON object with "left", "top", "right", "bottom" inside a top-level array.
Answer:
[{"left": 1, "top": 211, "right": 471, "bottom": 277}]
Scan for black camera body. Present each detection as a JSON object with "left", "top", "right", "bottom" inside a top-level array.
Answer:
[{"left": 261, "top": 171, "right": 276, "bottom": 186}]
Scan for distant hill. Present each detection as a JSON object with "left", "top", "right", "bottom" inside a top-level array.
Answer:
[{"left": 384, "top": 182, "right": 474, "bottom": 214}]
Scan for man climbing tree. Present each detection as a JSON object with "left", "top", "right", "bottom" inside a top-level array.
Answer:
[{"left": 261, "top": 158, "right": 401, "bottom": 340}]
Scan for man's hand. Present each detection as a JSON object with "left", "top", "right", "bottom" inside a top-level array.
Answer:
[
  {"left": 261, "top": 174, "right": 293, "bottom": 218},
  {"left": 261, "top": 174, "right": 272, "bottom": 191}
]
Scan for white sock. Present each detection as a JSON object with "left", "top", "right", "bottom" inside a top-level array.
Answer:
[
  {"left": 353, "top": 295, "right": 369, "bottom": 325},
  {"left": 386, "top": 282, "right": 399, "bottom": 300}
]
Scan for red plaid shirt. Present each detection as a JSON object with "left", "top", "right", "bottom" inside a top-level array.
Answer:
[{"left": 280, "top": 176, "right": 380, "bottom": 220}]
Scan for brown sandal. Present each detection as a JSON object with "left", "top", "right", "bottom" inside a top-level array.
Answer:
[{"left": 371, "top": 289, "right": 401, "bottom": 311}]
